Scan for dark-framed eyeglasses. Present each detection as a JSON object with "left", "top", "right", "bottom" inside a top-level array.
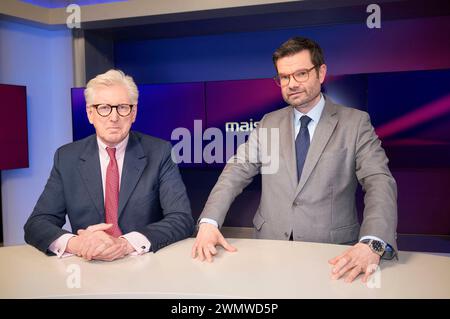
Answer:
[
  {"left": 90, "top": 104, "right": 135, "bottom": 117},
  {"left": 273, "top": 65, "right": 317, "bottom": 87}
]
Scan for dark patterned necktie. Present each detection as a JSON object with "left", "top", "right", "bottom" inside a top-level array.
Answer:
[{"left": 295, "top": 115, "right": 312, "bottom": 181}]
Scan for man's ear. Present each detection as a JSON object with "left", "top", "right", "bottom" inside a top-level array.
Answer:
[
  {"left": 319, "top": 64, "right": 327, "bottom": 84},
  {"left": 132, "top": 105, "right": 138, "bottom": 123},
  {"left": 86, "top": 106, "right": 94, "bottom": 124}
]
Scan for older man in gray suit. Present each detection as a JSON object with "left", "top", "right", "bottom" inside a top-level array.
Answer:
[{"left": 192, "top": 37, "right": 397, "bottom": 283}]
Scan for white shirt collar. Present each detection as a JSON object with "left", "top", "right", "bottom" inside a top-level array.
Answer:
[{"left": 96, "top": 134, "right": 129, "bottom": 155}]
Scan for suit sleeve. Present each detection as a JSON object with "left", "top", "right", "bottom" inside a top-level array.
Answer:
[
  {"left": 24, "top": 149, "right": 71, "bottom": 255},
  {"left": 355, "top": 112, "right": 398, "bottom": 254},
  {"left": 198, "top": 117, "right": 265, "bottom": 227},
  {"left": 136, "top": 142, "right": 195, "bottom": 252}
]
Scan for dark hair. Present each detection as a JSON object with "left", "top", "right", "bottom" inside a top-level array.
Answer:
[{"left": 272, "top": 36, "right": 325, "bottom": 73}]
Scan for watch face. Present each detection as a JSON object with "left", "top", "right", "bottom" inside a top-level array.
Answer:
[{"left": 371, "top": 240, "right": 384, "bottom": 252}]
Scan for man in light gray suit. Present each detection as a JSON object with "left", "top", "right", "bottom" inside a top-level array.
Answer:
[{"left": 192, "top": 37, "right": 397, "bottom": 283}]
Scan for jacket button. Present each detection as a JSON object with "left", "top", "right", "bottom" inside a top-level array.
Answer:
[{"left": 284, "top": 232, "right": 289, "bottom": 237}]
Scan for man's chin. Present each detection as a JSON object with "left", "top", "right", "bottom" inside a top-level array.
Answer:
[
  {"left": 288, "top": 98, "right": 307, "bottom": 108},
  {"left": 102, "top": 133, "right": 125, "bottom": 146},
  {"left": 288, "top": 95, "right": 318, "bottom": 110}
]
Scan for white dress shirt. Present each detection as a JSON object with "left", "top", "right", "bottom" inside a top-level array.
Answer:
[
  {"left": 48, "top": 134, "right": 151, "bottom": 258},
  {"left": 293, "top": 93, "right": 325, "bottom": 141}
]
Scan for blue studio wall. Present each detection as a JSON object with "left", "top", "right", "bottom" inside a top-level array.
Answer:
[
  {"left": 115, "top": 16, "right": 450, "bottom": 84},
  {"left": 0, "top": 19, "right": 73, "bottom": 246}
]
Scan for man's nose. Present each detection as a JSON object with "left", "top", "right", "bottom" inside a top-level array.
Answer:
[
  {"left": 109, "top": 108, "right": 119, "bottom": 121},
  {"left": 288, "top": 76, "right": 300, "bottom": 89}
]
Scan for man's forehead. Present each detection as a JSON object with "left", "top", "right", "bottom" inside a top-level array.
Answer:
[
  {"left": 276, "top": 51, "right": 313, "bottom": 73},
  {"left": 92, "top": 83, "right": 127, "bottom": 93},
  {"left": 91, "top": 84, "right": 131, "bottom": 102}
]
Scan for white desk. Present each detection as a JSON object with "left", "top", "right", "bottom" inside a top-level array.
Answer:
[{"left": 0, "top": 238, "right": 449, "bottom": 298}]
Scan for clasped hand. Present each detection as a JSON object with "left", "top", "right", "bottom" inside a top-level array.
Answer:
[{"left": 67, "top": 223, "right": 134, "bottom": 261}]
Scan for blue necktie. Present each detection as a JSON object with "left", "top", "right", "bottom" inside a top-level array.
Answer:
[{"left": 295, "top": 115, "right": 312, "bottom": 181}]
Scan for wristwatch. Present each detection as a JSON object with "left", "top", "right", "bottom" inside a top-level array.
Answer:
[{"left": 361, "top": 239, "right": 386, "bottom": 257}]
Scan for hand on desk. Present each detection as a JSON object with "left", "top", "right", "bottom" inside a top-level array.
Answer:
[
  {"left": 66, "top": 223, "right": 134, "bottom": 261},
  {"left": 328, "top": 243, "right": 380, "bottom": 283},
  {"left": 191, "top": 223, "right": 237, "bottom": 262}
]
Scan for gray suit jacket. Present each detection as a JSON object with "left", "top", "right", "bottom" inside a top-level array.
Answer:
[
  {"left": 24, "top": 131, "right": 194, "bottom": 255},
  {"left": 199, "top": 96, "right": 398, "bottom": 253}
]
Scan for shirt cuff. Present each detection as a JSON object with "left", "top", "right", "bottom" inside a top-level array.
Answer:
[
  {"left": 48, "top": 233, "right": 77, "bottom": 258},
  {"left": 120, "top": 232, "right": 151, "bottom": 255},
  {"left": 359, "top": 235, "right": 392, "bottom": 251},
  {"left": 199, "top": 218, "right": 219, "bottom": 228}
]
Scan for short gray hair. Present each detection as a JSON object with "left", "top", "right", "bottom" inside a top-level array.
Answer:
[{"left": 84, "top": 69, "right": 139, "bottom": 105}]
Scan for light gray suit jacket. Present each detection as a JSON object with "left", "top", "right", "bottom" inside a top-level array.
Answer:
[{"left": 199, "top": 96, "right": 398, "bottom": 253}]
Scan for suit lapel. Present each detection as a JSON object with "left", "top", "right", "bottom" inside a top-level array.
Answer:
[
  {"left": 78, "top": 135, "right": 104, "bottom": 218},
  {"left": 279, "top": 107, "right": 298, "bottom": 190},
  {"left": 118, "top": 132, "right": 148, "bottom": 217},
  {"left": 293, "top": 98, "right": 338, "bottom": 198}
]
